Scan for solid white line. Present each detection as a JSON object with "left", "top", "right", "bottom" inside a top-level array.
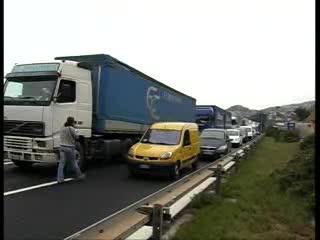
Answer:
[
  {"left": 4, "top": 178, "right": 74, "bottom": 196},
  {"left": 4, "top": 162, "right": 14, "bottom": 165}
]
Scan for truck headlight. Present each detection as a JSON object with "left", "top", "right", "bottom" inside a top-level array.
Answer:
[
  {"left": 218, "top": 145, "right": 227, "bottom": 150},
  {"left": 160, "top": 152, "right": 172, "bottom": 160},
  {"left": 33, "top": 140, "right": 46, "bottom": 148},
  {"left": 37, "top": 141, "right": 46, "bottom": 148},
  {"left": 128, "top": 148, "right": 134, "bottom": 158}
]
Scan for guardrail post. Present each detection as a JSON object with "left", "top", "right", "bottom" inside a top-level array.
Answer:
[
  {"left": 215, "top": 164, "right": 222, "bottom": 194},
  {"left": 234, "top": 155, "right": 240, "bottom": 173},
  {"left": 152, "top": 204, "right": 163, "bottom": 240}
]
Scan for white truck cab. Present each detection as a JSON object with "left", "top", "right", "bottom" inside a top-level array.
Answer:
[{"left": 4, "top": 61, "right": 92, "bottom": 167}]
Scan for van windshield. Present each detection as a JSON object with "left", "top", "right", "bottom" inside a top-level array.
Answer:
[{"left": 141, "top": 129, "right": 181, "bottom": 145}]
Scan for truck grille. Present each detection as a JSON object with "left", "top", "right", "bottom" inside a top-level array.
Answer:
[
  {"left": 4, "top": 120, "right": 45, "bottom": 137},
  {"left": 4, "top": 136, "right": 33, "bottom": 152}
]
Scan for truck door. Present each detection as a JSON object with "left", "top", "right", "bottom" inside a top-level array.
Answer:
[
  {"left": 52, "top": 79, "right": 78, "bottom": 146},
  {"left": 76, "top": 81, "right": 92, "bottom": 137}
]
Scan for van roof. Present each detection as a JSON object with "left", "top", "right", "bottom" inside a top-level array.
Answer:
[{"left": 151, "top": 122, "right": 198, "bottom": 130}]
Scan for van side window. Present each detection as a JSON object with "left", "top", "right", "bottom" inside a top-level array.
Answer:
[
  {"left": 183, "top": 130, "right": 191, "bottom": 146},
  {"left": 57, "top": 80, "right": 76, "bottom": 103}
]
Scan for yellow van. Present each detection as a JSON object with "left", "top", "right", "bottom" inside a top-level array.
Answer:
[{"left": 127, "top": 122, "right": 200, "bottom": 179}]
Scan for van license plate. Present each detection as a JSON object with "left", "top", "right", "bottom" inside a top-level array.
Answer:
[{"left": 140, "top": 164, "right": 150, "bottom": 169}]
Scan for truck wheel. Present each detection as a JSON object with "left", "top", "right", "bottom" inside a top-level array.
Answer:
[
  {"left": 12, "top": 161, "right": 33, "bottom": 169},
  {"left": 121, "top": 138, "right": 133, "bottom": 161},
  {"left": 75, "top": 143, "right": 87, "bottom": 171},
  {"left": 170, "top": 162, "right": 181, "bottom": 180}
]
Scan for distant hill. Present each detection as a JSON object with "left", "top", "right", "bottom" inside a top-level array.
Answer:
[
  {"left": 261, "top": 101, "right": 315, "bottom": 113},
  {"left": 227, "top": 100, "right": 315, "bottom": 122},
  {"left": 227, "top": 105, "right": 259, "bottom": 119}
]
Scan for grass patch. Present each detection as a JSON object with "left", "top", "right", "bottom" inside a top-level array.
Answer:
[{"left": 172, "top": 137, "right": 315, "bottom": 240}]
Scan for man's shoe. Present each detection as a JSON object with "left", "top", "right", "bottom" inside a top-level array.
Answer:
[{"left": 75, "top": 174, "right": 86, "bottom": 181}]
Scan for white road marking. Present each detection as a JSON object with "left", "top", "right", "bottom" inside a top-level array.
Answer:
[
  {"left": 4, "top": 162, "right": 14, "bottom": 165},
  {"left": 4, "top": 178, "right": 74, "bottom": 196}
]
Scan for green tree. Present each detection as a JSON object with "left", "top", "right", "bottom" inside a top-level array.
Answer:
[{"left": 294, "top": 107, "right": 310, "bottom": 121}]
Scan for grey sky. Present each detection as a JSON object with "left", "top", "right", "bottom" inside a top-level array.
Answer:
[{"left": 4, "top": 0, "right": 315, "bottom": 110}]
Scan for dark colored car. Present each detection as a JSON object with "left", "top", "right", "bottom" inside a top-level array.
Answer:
[{"left": 199, "top": 128, "right": 232, "bottom": 160}]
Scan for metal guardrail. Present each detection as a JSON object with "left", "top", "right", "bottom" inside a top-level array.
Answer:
[{"left": 66, "top": 135, "right": 263, "bottom": 240}]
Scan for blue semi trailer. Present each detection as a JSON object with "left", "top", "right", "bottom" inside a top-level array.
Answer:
[
  {"left": 4, "top": 54, "right": 196, "bottom": 169},
  {"left": 224, "top": 111, "right": 232, "bottom": 129},
  {"left": 195, "top": 105, "right": 231, "bottom": 131}
]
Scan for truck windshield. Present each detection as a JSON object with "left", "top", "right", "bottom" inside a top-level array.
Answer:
[
  {"left": 4, "top": 76, "right": 57, "bottom": 106},
  {"left": 195, "top": 115, "right": 210, "bottom": 124},
  {"left": 201, "top": 130, "right": 225, "bottom": 139},
  {"left": 141, "top": 129, "right": 181, "bottom": 145}
]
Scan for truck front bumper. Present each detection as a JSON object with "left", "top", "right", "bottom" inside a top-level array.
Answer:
[
  {"left": 4, "top": 135, "right": 58, "bottom": 163},
  {"left": 4, "top": 150, "right": 58, "bottom": 163}
]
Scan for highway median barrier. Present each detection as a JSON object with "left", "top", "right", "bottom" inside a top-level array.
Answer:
[{"left": 67, "top": 135, "right": 263, "bottom": 240}]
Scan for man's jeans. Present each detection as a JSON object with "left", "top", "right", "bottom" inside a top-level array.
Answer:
[{"left": 57, "top": 146, "right": 82, "bottom": 182}]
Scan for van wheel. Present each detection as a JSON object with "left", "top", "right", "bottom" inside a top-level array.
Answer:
[
  {"left": 13, "top": 161, "right": 33, "bottom": 169},
  {"left": 191, "top": 156, "right": 199, "bottom": 171},
  {"left": 75, "top": 143, "right": 87, "bottom": 171},
  {"left": 170, "top": 163, "right": 180, "bottom": 180}
]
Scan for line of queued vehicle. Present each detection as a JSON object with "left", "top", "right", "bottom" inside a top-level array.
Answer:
[{"left": 126, "top": 122, "right": 260, "bottom": 180}]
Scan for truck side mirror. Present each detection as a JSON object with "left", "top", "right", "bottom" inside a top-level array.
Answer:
[{"left": 53, "top": 92, "right": 62, "bottom": 103}]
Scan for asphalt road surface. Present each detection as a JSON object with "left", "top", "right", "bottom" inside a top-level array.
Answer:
[{"left": 4, "top": 145, "right": 243, "bottom": 240}]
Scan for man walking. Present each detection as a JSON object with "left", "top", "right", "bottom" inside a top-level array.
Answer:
[{"left": 57, "top": 116, "right": 85, "bottom": 183}]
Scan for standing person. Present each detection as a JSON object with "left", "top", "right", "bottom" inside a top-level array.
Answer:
[{"left": 57, "top": 116, "right": 85, "bottom": 183}]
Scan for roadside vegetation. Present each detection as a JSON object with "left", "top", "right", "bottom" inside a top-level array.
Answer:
[
  {"left": 172, "top": 135, "right": 315, "bottom": 240},
  {"left": 265, "top": 126, "right": 300, "bottom": 142},
  {"left": 294, "top": 107, "right": 311, "bottom": 121}
]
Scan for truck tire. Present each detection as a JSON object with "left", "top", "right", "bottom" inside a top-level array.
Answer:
[
  {"left": 12, "top": 160, "right": 33, "bottom": 169},
  {"left": 75, "top": 142, "right": 87, "bottom": 171},
  {"left": 121, "top": 138, "right": 133, "bottom": 161}
]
